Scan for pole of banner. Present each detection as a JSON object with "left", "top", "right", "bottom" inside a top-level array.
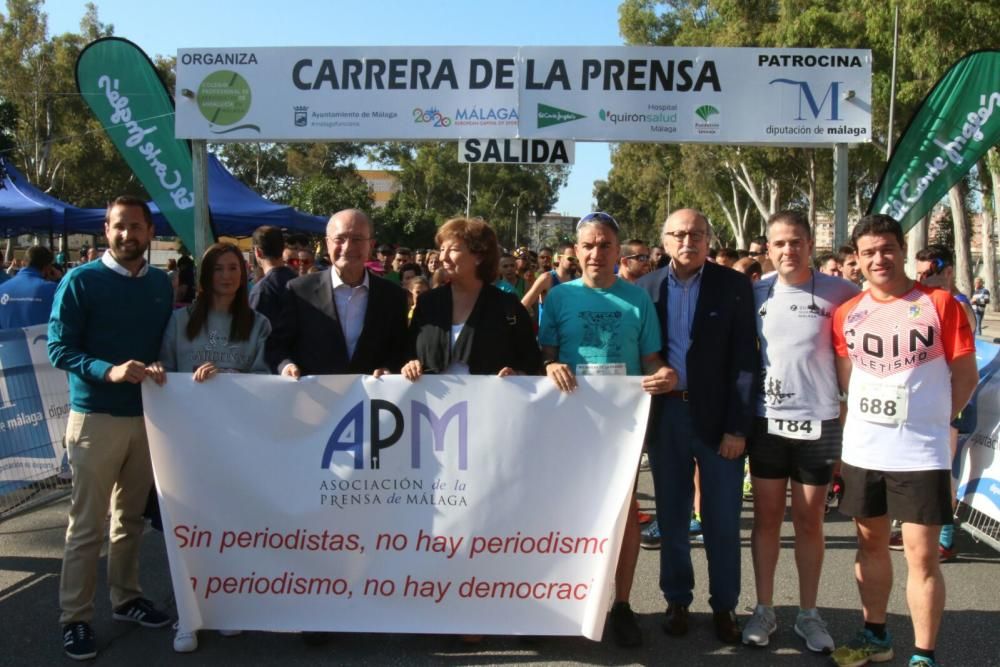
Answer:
[
  {"left": 514, "top": 200, "right": 519, "bottom": 248},
  {"left": 465, "top": 162, "right": 471, "bottom": 218},
  {"left": 191, "top": 140, "right": 212, "bottom": 263},
  {"left": 833, "top": 143, "right": 849, "bottom": 249}
]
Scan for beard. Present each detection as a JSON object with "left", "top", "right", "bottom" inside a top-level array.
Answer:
[{"left": 111, "top": 238, "right": 148, "bottom": 263}]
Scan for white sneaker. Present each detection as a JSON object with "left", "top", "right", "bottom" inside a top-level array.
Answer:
[
  {"left": 794, "top": 608, "right": 834, "bottom": 654},
  {"left": 172, "top": 623, "right": 198, "bottom": 653},
  {"left": 741, "top": 604, "right": 777, "bottom": 647},
  {"left": 218, "top": 629, "right": 242, "bottom": 637}
]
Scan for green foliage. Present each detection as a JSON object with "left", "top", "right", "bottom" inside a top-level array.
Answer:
[
  {"left": 607, "top": 0, "right": 1000, "bottom": 247},
  {"left": 372, "top": 141, "right": 568, "bottom": 248},
  {"left": 287, "top": 171, "right": 374, "bottom": 218}
]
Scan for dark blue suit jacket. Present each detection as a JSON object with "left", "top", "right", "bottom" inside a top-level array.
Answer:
[
  {"left": 637, "top": 261, "right": 759, "bottom": 448},
  {"left": 265, "top": 268, "right": 408, "bottom": 375}
]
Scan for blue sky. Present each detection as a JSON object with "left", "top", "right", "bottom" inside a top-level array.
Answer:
[{"left": 45, "top": 0, "right": 626, "bottom": 217}]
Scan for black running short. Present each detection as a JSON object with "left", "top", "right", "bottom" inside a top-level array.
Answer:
[
  {"left": 747, "top": 417, "right": 841, "bottom": 486},
  {"left": 838, "top": 462, "right": 953, "bottom": 525}
]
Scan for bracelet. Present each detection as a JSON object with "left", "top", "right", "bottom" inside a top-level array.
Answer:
[{"left": 542, "top": 359, "right": 558, "bottom": 368}]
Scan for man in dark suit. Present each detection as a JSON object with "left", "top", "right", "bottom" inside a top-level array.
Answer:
[
  {"left": 266, "top": 208, "right": 408, "bottom": 378},
  {"left": 636, "top": 208, "right": 758, "bottom": 644}
]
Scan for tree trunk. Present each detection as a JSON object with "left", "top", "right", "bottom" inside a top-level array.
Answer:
[
  {"left": 906, "top": 216, "right": 929, "bottom": 277},
  {"left": 987, "top": 148, "right": 1000, "bottom": 312},
  {"left": 807, "top": 151, "right": 817, "bottom": 230},
  {"left": 948, "top": 181, "right": 973, "bottom": 296}
]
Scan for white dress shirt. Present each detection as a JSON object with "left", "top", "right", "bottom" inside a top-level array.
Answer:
[{"left": 330, "top": 268, "right": 369, "bottom": 361}]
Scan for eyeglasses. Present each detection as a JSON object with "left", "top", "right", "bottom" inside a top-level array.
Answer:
[
  {"left": 561, "top": 255, "right": 579, "bottom": 264},
  {"left": 288, "top": 258, "right": 314, "bottom": 268},
  {"left": 577, "top": 212, "right": 620, "bottom": 231},
  {"left": 664, "top": 230, "right": 707, "bottom": 243},
  {"left": 624, "top": 254, "right": 650, "bottom": 262},
  {"left": 329, "top": 235, "right": 371, "bottom": 245}
]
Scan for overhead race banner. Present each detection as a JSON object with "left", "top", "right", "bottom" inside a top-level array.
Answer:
[
  {"left": 0, "top": 325, "right": 69, "bottom": 492},
  {"left": 957, "top": 340, "right": 1000, "bottom": 525},
  {"left": 458, "top": 139, "right": 575, "bottom": 164},
  {"left": 175, "top": 47, "right": 871, "bottom": 146},
  {"left": 869, "top": 50, "right": 1000, "bottom": 232},
  {"left": 76, "top": 37, "right": 198, "bottom": 251},
  {"left": 143, "top": 375, "right": 648, "bottom": 637}
]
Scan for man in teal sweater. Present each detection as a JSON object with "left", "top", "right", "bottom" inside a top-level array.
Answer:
[{"left": 48, "top": 196, "right": 174, "bottom": 661}]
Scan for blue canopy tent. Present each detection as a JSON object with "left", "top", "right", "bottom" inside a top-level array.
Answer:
[
  {"left": 0, "top": 155, "right": 326, "bottom": 238},
  {"left": 0, "top": 158, "right": 106, "bottom": 238},
  {"left": 172, "top": 154, "right": 328, "bottom": 237}
]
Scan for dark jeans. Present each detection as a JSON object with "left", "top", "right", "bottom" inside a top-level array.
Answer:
[{"left": 647, "top": 396, "right": 744, "bottom": 612}]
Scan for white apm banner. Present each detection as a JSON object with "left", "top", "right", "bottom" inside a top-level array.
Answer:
[
  {"left": 142, "top": 374, "right": 649, "bottom": 638},
  {"left": 175, "top": 46, "right": 871, "bottom": 145}
]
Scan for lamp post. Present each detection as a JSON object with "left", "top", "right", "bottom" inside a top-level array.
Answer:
[{"left": 513, "top": 192, "right": 526, "bottom": 248}]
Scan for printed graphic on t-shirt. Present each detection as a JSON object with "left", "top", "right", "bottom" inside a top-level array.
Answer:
[
  {"left": 841, "top": 291, "right": 944, "bottom": 379},
  {"left": 763, "top": 376, "right": 795, "bottom": 405},
  {"left": 577, "top": 311, "right": 623, "bottom": 357}
]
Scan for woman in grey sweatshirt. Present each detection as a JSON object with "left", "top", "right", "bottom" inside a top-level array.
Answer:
[
  {"left": 160, "top": 242, "right": 270, "bottom": 379},
  {"left": 158, "top": 242, "right": 270, "bottom": 653}
]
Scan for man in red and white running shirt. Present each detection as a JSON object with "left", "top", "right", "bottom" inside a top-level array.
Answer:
[{"left": 830, "top": 214, "right": 977, "bottom": 667}]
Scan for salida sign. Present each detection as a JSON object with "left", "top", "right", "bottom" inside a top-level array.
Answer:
[{"left": 458, "top": 139, "right": 574, "bottom": 165}]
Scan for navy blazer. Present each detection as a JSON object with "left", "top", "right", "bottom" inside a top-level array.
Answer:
[
  {"left": 636, "top": 261, "right": 759, "bottom": 448},
  {"left": 265, "top": 268, "right": 408, "bottom": 375}
]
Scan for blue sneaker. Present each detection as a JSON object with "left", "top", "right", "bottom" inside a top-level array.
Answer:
[
  {"left": 688, "top": 516, "right": 702, "bottom": 535},
  {"left": 832, "top": 629, "right": 894, "bottom": 667},
  {"left": 640, "top": 520, "right": 661, "bottom": 550},
  {"left": 908, "top": 656, "right": 940, "bottom": 667}
]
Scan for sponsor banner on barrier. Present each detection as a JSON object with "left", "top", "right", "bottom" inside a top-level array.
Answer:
[
  {"left": 0, "top": 325, "right": 70, "bottom": 486},
  {"left": 175, "top": 46, "right": 871, "bottom": 145},
  {"left": 957, "top": 340, "right": 1000, "bottom": 523},
  {"left": 143, "top": 374, "right": 648, "bottom": 637}
]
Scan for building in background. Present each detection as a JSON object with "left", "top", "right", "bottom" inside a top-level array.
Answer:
[{"left": 357, "top": 170, "right": 401, "bottom": 208}]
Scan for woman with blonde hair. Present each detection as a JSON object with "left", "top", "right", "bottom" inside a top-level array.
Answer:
[{"left": 402, "top": 217, "right": 539, "bottom": 380}]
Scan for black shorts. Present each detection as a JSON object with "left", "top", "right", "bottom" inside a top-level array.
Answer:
[
  {"left": 747, "top": 417, "right": 841, "bottom": 486},
  {"left": 838, "top": 462, "right": 953, "bottom": 525}
]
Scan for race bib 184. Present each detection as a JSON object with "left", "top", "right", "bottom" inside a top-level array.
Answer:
[{"left": 767, "top": 418, "right": 821, "bottom": 441}]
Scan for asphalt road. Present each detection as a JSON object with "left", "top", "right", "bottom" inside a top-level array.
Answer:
[{"left": 2, "top": 468, "right": 999, "bottom": 667}]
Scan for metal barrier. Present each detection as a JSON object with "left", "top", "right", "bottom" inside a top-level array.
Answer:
[
  {"left": 0, "top": 472, "right": 70, "bottom": 521},
  {"left": 957, "top": 501, "right": 1000, "bottom": 554},
  {"left": 0, "top": 393, "right": 71, "bottom": 521}
]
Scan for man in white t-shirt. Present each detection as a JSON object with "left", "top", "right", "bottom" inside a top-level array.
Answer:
[
  {"left": 830, "top": 214, "right": 977, "bottom": 667},
  {"left": 742, "top": 211, "right": 859, "bottom": 653}
]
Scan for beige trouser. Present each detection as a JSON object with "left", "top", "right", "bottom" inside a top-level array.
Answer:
[{"left": 59, "top": 411, "right": 154, "bottom": 624}]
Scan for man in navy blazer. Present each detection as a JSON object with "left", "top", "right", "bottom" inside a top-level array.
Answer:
[
  {"left": 266, "top": 208, "right": 408, "bottom": 378},
  {"left": 636, "top": 208, "right": 759, "bottom": 644}
]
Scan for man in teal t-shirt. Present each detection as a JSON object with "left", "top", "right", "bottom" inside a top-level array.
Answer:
[{"left": 538, "top": 211, "right": 677, "bottom": 649}]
